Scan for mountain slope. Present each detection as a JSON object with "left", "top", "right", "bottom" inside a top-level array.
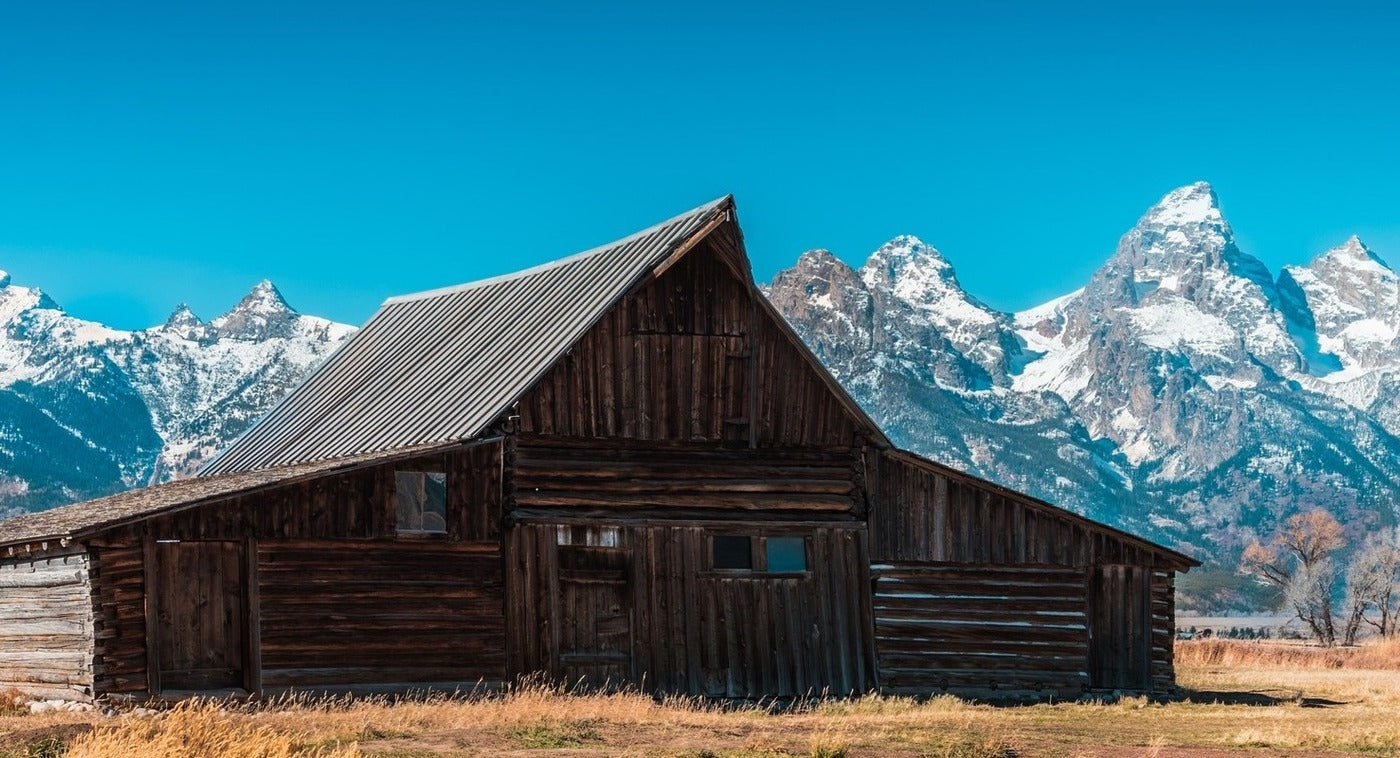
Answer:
[
  {"left": 0, "top": 276, "right": 352, "bottom": 517},
  {"left": 768, "top": 183, "right": 1400, "bottom": 559}
]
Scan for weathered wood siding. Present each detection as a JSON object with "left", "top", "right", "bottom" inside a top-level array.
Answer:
[
  {"left": 515, "top": 242, "right": 859, "bottom": 449},
  {"left": 1151, "top": 569, "right": 1176, "bottom": 692},
  {"left": 511, "top": 437, "right": 862, "bottom": 516},
  {"left": 258, "top": 540, "right": 506, "bottom": 688},
  {"left": 90, "top": 544, "right": 148, "bottom": 698},
  {"left": 98, "top": 443, "right": 502, "bottom": 544},
  {"left": 1087, "top": 564, "right": 1151, "bottom": 691},
  {"left": 868, "top": 451, "right": 1165, "bottom": 567},
  {"left": 871, "top": 563, "right": 1088, "bottom": 697},
  {"left": 0, "top": 551, "right": 94, "bottom": 700},
  {"left": 81, "top": 443, "right": 507, "bottom": 697},
  {"left": 868, "top": 451, "right": 1182, "bottom": 695},
  {"left": 505, "top": 521, "right": 873, "bottom": 697}
]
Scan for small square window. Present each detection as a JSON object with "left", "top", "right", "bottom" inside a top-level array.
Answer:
[
  {"left": 766, "top": 536, "right": 807, "bottom": 572},
  {"left": 395, "top": 471, "right": 447, "bottom": 534},
  {"left": 712, "top": 535, "right": 752, "bottom": 569}
]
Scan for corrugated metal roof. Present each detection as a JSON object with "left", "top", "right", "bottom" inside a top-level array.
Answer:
[
  {"left": 202, "top": 196, "right": 733, "bottom": 475},
  {"left": 0, "top": 441, "right": 463, "bottom": 548}
]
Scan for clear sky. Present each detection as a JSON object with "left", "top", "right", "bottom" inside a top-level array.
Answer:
[{"left": 1, "top": 1, "right": 1398, "bottom": 329}]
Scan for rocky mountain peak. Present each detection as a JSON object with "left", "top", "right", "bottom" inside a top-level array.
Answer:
[
  {"left": 858, "top": 234, "right": 1003, "bottom": 331},
  {"left": 163, "top": 304, "right": 201, "bottom": 329},
  {"left": 1104, "top": 182, "right": 1247, "bottom": 283},
  {"left": 210, "top": 280, "right": 300, "bottom": 340},
  {"left": 1071, "top": 183, "right": 1288, "bottom": 366},
  {"left": 0, "top": 269, "right": 11, "bottom": 289},
  {"left": 767, "top": 249, "right": 869, "bottom": 323},
  {"left": 862, "top": 235, "right": 955, "bottom": 289},
  {"left": 1315, "top": 235, "right": 1391, "bottom": 273},
  {"left": 160, "top": 304, "right": 212, "bottom": 343},
  {"left": 233, "top": 279, "right": 292, "bottom": 316},
  {"left": 787, "top": 248, "right": 857, "bottom": 281},
  {"left": 1140, "top": 181, "right": 1222, "bottom": 228},
  {"left": 1279, "top": 236, "right": 1400, "bottom": 376}
]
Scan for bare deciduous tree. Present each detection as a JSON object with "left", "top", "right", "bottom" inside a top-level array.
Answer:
[
  {"left": 1343, "top": 528, "right": 1400, "bottom": 642},
  {"left": 1241, "top": 509, "right": 1346, "bottom": 646}
]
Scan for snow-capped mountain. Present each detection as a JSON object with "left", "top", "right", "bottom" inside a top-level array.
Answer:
[
  {"left": 0, "top": 276, "right": 352, "bottom": 517},
  {"left": 768, "top": 182, "right": 1400, "bottom": 561}
]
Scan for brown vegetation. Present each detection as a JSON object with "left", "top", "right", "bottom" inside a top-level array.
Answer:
[
  {"left": 0, "top": 691, "right": 28, "bottom": 718},
  {"left": 6, "top": 658, "right": 1400, "bottom": 757},
  {"left": 1176, "top": 636, "right": 1400, "bottom": 670}
]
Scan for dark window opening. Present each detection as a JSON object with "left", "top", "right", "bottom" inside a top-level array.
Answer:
[
  {"left": 712, "top": 535, "right": 753, "bottom": 569},
  {"left": 766, "top": 536, "right": 807, "bottom": 572},
  {"left": 709, "top": 534, "right": 810, "bottom": 574},
  {"left": 395, "top": 471, "right": 447, "bottom": 534}
]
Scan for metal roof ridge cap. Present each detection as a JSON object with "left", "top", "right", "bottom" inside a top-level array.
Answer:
[{"left": 381, "top": 196, "right": 731, "bottom": 306}]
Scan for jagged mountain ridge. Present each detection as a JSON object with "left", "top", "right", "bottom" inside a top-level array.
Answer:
[
  {"left": 767, "top": 183, "right": 1400, "bottom": 562},
  {"left": 0, "top": 277, "right": 353, "bottom": 518}
]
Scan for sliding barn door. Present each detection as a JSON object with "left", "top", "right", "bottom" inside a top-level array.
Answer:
[
  {"left": 151, "top": 540, "right": 248, "bottom": 691},
  {"left": 1088, "top": 564, "right": 1151, "bottom": 691}
]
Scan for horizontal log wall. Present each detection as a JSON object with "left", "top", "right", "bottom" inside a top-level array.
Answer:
[
  {"left": 506, "top": 521, "right": 874, "bottom": 697},
  {"left": 511, "top": 438, "right": 861, "bottom": 515},
  {"left": 1151, "top": 569, "right": 1176, "bottom": 693},
  {"left": 0, "top": 551, "right": 94, "bottom": 701},
  {"left": 872, "top": 563, "right": 1089, "bottom": 697},
  {"left": 90, "top": 544, "right": 147, "bottom": 698},
  {"left": 516, "top": 241, "right": 858, "bottom": 449},
  {"left": 258, "top": 540, "right": 506, "bottom": 688},
  {"left": 98, "top": 443, "right": 502, "bottom": 544}
]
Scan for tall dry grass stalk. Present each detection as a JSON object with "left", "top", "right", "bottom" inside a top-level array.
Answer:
[
  {"left": 62, "top": 700, "right": 359, "bottom": 758},
  {"left": 1177, "top": 635, "right": 1400, "bottom": 670}
]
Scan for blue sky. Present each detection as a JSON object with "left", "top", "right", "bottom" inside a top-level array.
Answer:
[{"left": 0, "top": 1, "right": 1398, "bottom": 329}]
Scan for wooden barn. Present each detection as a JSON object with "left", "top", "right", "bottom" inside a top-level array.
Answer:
[{"left": 0, "top": 196, "right": 1197, "bottom": 703}]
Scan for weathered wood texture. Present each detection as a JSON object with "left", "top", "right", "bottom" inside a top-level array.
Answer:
[
  {"left": 258, "top": 540, "right": 505, "bottom": 688},
  {"left": 516, "top": 243, "right": 859, "bottom": 449},
  {"left": 90, "top": 544, "right": 147, "bottom": 698},
  {"left": 0, "top": 551, "right": 94, "bottom": 700},
  {"left": 871, "top": 563, "right": 1089, "bottom": 697},
  {"left": 1150, "top": 569, "right": 1176, "bottom": 692},
  {"left": 506, "top": 521, "right": 873, "bottom": 697},
  {"left": 1087, "top": 564, "right": 1150, "bottom": 691},
  {"left": 151, "top": 541, "right": 247, "bottom": 691},
  {"left": 95, "top": 443, "right": 502, "bottom": 544},
  {"left": 511, "top": 437, "right": 862, "bottom": 516},
  {"left": 868, "top": 451, "right": 1168, "bottom": 568}
]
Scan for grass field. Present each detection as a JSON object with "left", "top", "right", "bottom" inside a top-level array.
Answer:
[{"left": 3, "top": 640, "right": 1398, "bottom": 757}]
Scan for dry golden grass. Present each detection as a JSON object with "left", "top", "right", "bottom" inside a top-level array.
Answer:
[
  {"left": 60, "top": 701, "right": 359, "bottom": 758},
  {"left": 0, "top": 691, "right": 27, "bottom": 718},
  {"left": 1177, "top": 635, "right": 1400, "bottom": 670},
  {"left": 5, "top": 660, "right": 1400, "bottom": 757}
]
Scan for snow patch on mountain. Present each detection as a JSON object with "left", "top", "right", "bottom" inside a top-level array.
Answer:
[
  {"left": 0, "top": 276, "right": 354, "bottom": 511},
  {"left": 769, "top": 181, "right": 1400, "bottom": 558}
]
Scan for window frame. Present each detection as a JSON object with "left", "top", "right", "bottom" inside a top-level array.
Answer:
[
  {"left": 704, "top": 532, "right": 810, "bottom": 577},
  {"left": 393, "top": 469, "right": 449, "bottom": 537}
]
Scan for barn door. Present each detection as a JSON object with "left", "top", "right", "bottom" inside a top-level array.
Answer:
[
  {"left": 556, "top": 545, "right": 633, "bottom": 689},
  {"left": 1088, "top": 564, "right": 1150, "bottom": 691},
  {"left": 151, "top": 540, "right": 248, "bottom": 691}
]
